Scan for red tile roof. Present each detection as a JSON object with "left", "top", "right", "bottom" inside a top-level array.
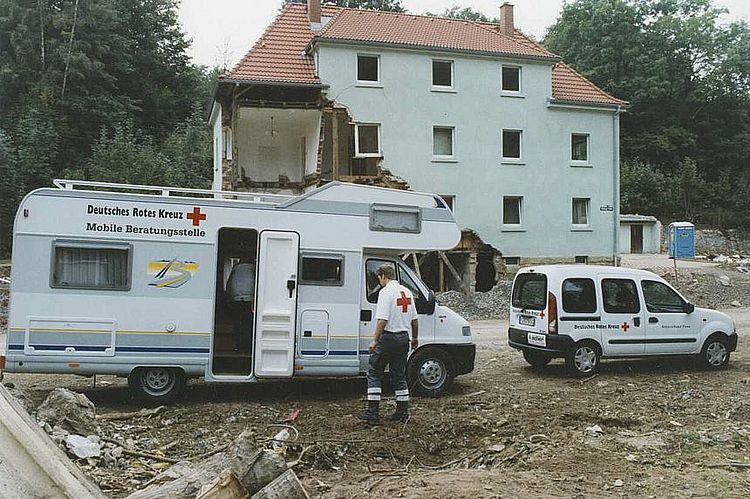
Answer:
[{"left": 224, "top": 4, "right": 626, "bottom": 106}]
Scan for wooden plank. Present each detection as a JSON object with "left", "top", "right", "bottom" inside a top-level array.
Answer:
[
  {"left": 251, "top": 469, "right": 308, "bottom": 499},
  {"left": 438, "top": 251, "right": 469, "bottom": 294},
  {"left": 411, "top": 253, "right": 422, "bottom": 280}
]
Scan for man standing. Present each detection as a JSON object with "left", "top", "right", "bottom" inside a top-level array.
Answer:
[{"left": 359, "top": 264, "right": 419, "bottom": 425}]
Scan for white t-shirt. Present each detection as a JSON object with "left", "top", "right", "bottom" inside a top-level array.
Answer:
[{"left": 375, "top": 280, "right": 417, "bottom": 332}]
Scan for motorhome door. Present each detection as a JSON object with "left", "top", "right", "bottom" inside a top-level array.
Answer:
[{"left": 254, "top": 231, "right": 300, "bottom": 377}]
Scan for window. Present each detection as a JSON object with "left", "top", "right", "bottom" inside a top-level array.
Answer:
[
  {"left": 370, "top": 204, "right": 421, "bottom": 233},
  {"left": 601, "top": 279, "right": 640, "bottom": 314},
  {"left": 575, "top": 255, "right": 589, "bottom": 264},
  {"left": 439, "top": 194, "right": 455, "bottom": 212},
  {"left": 503, "top": 196, "right": 522, "bottom": 226},
  {"left": 642, "top": 280, "right": 686, "bottom": 313},
  {"left": 357, "top": 54, "right": 379, "bottom": 83},
  {"left": 300, "top": 255, "right": 344, "bottom": 286},
  {"left": 504, "top": 257, "right": 520, "bottom": 266},
  {"left": 512, "top": 273, "right": 547, "bottom": 310},
  {"left": 501, "top": 65, "right": 521, "bottom": 92},
  {"left": 432, "top": 60, "right": 453, "bottom": 88},
  {"left": 571, "top": 133, "right": 589, "bottom": 162},
  {"left": 562, "top": 278, "right": 597, "bottom": 313},
  {"left": 433, "top": 126, "right": 454, "bottom": 158},
  {"left": 572, "top": 198, "right": 590, "bottom": 226},
  {"left": 366, "top": 259, "right": 393, "bottom": 303},
  {"left": 502, "top": 129, "right": 522, "bottom": 160},
  {"left": 52, "top": 242, "right": 131, "bottom": 290},
  {"left": 354, "top": 123, "right": 380, "bottom": 156}
]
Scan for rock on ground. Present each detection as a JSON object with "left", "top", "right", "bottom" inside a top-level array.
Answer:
[{"left": 36, "top": 388, "right": 98, "bottom": 436}]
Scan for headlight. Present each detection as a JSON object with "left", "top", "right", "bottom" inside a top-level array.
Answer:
[{"left": 462, "top": 326, "right": 471, "bottom": 337}]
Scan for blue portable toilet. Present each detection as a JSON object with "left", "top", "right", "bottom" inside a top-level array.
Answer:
[{"left": 668, "top": 222, "right": 695, "bottom": 259}]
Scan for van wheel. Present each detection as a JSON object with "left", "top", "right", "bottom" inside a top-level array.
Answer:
[
  {"left": 565, "top": 341, "right": 600, "bottom": 377},
  {"left": 701, "top": 336, "right": 730, "bottom": 369},
  {"left": 128, "top": 367, "right": 186, "bottom": 405},
  {"left": 408, "top": 348, "right": 454, "bottom": 397},
  {"left": 523, "top": 350, "right": 552, "bottom": 369}
]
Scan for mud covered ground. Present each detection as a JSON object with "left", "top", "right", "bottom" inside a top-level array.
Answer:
[{"left": 3, "top": 316, "right": 750, "bottom": 498}]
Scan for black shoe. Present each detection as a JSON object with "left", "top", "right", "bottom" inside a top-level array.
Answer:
[
  {"left": 358, "top": 400, "right": 380, "bottom": 425},
  {"left": 386, "top": 401, "right": 409, "bottom": 422}
]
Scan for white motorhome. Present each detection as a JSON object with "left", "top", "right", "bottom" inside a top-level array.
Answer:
[{"left": 1, "top": 180, "right": 474, "bottom": 402}]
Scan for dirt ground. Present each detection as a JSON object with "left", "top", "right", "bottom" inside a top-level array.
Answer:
[{"left": 2, "top": 259, "right": 750, "bottom": 497}]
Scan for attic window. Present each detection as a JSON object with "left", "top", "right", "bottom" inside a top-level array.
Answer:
[
  {"left": 370, "top": 204, "right": 421, "bottom": 233},
  {"left": 432, "top": 60, "right": 453, "bottom": 88},
  {"left": 357, "top": 54, "right": 379, "bottom": 84},
  {"left": 501, "top": 65, "right": 521, "bottom": 93}
]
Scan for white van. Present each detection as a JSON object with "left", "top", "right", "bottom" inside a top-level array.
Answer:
[
  {"left": 1, "top": 180, "right": 474, "bottom": 402},
  {"left": 508, "top": 265, "right": 737, "bottom": 376}
]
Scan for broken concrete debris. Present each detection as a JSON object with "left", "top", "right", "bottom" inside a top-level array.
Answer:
[
  {"left": 66, "top": 435, "right": 102, "bottom": 459},
  {"left": 37, "top": 387, "right": 99, "bottom": 435}
]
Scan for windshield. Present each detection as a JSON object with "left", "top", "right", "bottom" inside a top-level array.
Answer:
[{"left": 512, "top": 273, "right": 547, "bottom": 310}]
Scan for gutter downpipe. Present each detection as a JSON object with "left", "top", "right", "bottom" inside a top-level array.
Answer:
[{"left": 613, "top": 104, "right": 623, "bottom": 266}]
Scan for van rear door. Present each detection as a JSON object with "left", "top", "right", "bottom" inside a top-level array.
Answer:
[
  {"left": 511, "top": 272, "right": 548, "bottom": 341},
  {"left": 253, "top": 231, "right": 299, "bottom": 378}
]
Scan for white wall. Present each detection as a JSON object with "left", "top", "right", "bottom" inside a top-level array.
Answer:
[
  {"left": 317, "top": 43, "right": 620, "bottom": 259},
  {"left": 210, "top": 103, "right": 223, "bottom": 190},
  {"left": 236, "top": 108, "right": 321, "bottom": 183},
  {"left": 620, "top": 222, "right": 662, "bottom": 253}
]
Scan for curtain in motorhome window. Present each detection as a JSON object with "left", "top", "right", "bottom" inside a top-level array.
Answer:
[{"left": 53, "top": 245, "right": 130, "bottom": 290}]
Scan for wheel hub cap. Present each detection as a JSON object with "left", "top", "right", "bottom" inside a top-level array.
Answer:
[
  {"left": 574, "top": 347, "right": 597, "bottom": 373},
  {"left": 706, "top": 342, "right": 727, "bottom": 366},
  {"left": 420, "top": 360, "right": 445, "bottom": 386},
  {"left": 145, "top": 369, "right": 172, "bottom": 392}
]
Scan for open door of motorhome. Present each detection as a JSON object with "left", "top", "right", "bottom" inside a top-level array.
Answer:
[{"left": 253, "top": 231, "right": 300, "bottom": 377}]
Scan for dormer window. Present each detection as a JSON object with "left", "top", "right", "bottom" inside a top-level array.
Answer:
[
  {"left": 501, "top": 65, "right": 521, "bottom": 93},
  {"left": 357, "top": 54, "right": 380, "bottom": 84}
]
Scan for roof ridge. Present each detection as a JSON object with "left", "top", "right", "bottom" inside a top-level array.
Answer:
[{"left": 555, "top": 61, "right": 627, "bottom": 104}]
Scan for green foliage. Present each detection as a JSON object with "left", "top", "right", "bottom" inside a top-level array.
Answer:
[
  {"left": 545, "top": 0, "right": 750, "bottom": 228},
  {"left": 0, "top": 130, "right": 21, "bottom": 256},
  {"left": 0, "top": 0, "right": 215, "bottom": 256},
  {"left": 282, "top": 0, "right": 405, "bottom": 12},
  {"left": 425, "top": 6, "right": 497, "bottom": 22}
]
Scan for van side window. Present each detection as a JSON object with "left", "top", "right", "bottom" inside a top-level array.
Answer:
[
  {"left": 52, "top": 242, "right": 131, "bottom": 290},
  {"left": 642, "top": 280, "right": 685, "bottom": 313},
  {"left": 601, "top": 279, "right": 640, "bottom": 314},
  {"left": 562, "top": 278, "right": 597, "bottom": 313},
  {"left": 512, "top": 273, "right": 547, "bottom": 310},
  {"left": 300, "top": 255, "right": 344, "bottom": 286}
]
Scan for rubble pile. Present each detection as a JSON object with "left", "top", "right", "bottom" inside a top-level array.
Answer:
[
  {"left": 0, "top": 265, "right": 9, "bottom": 331},
  {"left": 706, "top": 254, "right": 750, "bottom": 274},
  {"left": 661, "top": 270, "right": 750, "bottom": 309},
  {"left": 437, "top": 280, "right": 512, "bottom": 320}
]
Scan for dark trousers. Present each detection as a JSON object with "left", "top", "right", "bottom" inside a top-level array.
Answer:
[{"left": 366, "top": 331, "right": 410, "bottom": 402}]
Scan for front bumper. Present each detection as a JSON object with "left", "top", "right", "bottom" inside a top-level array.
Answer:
[
  {"left": 444, "top": 344, "right": 476, "bottom": 376},
  {"left": 508, "top": 327, "right": 575, "bottom": 357}
]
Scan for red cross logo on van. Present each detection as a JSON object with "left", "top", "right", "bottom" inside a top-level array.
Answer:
[
  {"left": 621, "top": 322, "right": 630, "bottom": 333},
  {"left": 539, "top": 310, "right": 545, "bottom": 319},
  {"left": 186, "top": 207, "right": 206, "bottom": 226},
  {"left": 396, "top": 291, "right": 412, "bottom": 313}
]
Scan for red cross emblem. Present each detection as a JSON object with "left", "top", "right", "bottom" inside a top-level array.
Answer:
[
  {"left": 396, "top": 291, "right": 412, "bottom": 313},
  {"left": 539, "top": 310, "right": 545, "bottom": 319},
  {"left": 186, "top": 207, "right": 206, "bottom": 227},
  {"left": 621, "top": 322, "right": 630, "bottom": 333}
]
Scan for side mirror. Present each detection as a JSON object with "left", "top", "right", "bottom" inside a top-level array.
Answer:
[
  {"left": 684, "top": 302, "right": 695, "bottom": 314},
  {"left": 416, "top": 290, "right": 436, "bottom": 315}
]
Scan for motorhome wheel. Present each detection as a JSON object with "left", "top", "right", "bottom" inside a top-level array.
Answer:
[
  {"left": 129, "top": 367, "right": 186, "bottom": 404},
  {"left": 408, "top": 348, "right": 454, "bottom": 397}
]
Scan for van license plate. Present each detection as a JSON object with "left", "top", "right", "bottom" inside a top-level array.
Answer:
[
  {"left": 519, "top": 315, "right": 535, "bottom": 327},
  {"left": 527, "top": 333, "right": 546, "bottom": 347}
]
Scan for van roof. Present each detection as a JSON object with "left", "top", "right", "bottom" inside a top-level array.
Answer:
[{"left": 517, "top": 265, "right": 660, "bottom": 280}]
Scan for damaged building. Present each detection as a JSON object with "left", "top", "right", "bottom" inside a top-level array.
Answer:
[{"left": 210, "top": 1, "right": 627, "bottom": 292}]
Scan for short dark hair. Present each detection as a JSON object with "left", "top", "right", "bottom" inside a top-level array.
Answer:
[{"left": 375, "top": 264, "right": 396, "bottom": 280}]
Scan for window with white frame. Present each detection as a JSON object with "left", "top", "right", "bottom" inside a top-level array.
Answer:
[
  {"left": 502, "top": 196, "right": 522, "bottom": 226},
  {"left": 357, "top": 54, "right": 379, "bottom": 83},
  {"left": 501, "top": 65, "right": 521, "bottom": 93},
  {"left": 502, "top": 129, "right": 522, "bottom": 161},
  {"left": 439, "top": 194, "right": 455, "bottom": 213},
  {"left": 432, "top": 60, "right": 453, "bottom": 88},
  {"left": 354, "top": 123, "right": 381, "bottom": 157},
  {"left": 572, "top": 198, "right": 590, "bottom": 226},
  {"left": 433, "top": 126, "right": 454, "bottom": 158},
  {"left": 571, "top": 133, "right": 589, "bottom": 162}
]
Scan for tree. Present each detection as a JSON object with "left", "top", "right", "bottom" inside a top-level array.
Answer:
[
  {"left": 0, "top": 130, "right": 21, "bottom": 256},
  {"left": 282, "top": 0, "right": 405, "bottom": 12},
  {"left": 425, "top": 6, "right": 496, "bottom": 22}
]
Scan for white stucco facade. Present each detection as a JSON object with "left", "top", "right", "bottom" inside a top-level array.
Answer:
[{"left": 316, "top": 43, "right": 622, "bottom": 260}]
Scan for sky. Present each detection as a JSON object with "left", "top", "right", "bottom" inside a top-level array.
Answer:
[{"left": 178, "top": 0, "right": 750, "bottom": 69}]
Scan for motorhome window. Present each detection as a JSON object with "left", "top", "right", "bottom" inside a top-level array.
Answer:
[
  {"left": 370, "top": 204, "right": 421, "bottom": 233},
  {"left": 562, "top": 278, "right": 597, "bottom": 313},
  {"left": 52, "top": 244, "right": 130, "bottom": 290},
  {"left": 601, "top": 279, "right": 640, "bottom": 313},
  {"left": 642, "top": 280, "right": 685, "bottom": 313},
  {"left": 511, "top": 273, "right": 547, "bottom": 310},
  {"left": 300, "top": 255, "right": 344, "bottom": 286},
  {"left": 366, "top": 259, "right": 394, "bottom": 303}
]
